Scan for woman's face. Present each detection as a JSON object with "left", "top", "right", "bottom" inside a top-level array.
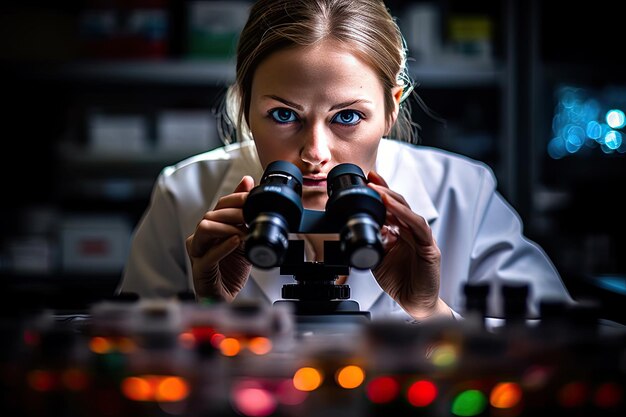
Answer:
[{"left": 248, "top": 39, "right": 400, "bottom": 210}]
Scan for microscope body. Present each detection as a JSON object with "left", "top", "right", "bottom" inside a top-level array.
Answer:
[{"left": 242, "top": 160, "right": 386, "bottom": 319}]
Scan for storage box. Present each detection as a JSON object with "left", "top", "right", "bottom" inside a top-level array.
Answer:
[
  {"left": 156, "top": 109, "right": 220, "bottom": 152},
  {"left": 88, "top": 112, "right": 149, "bottom": 154},
  {"left": 186, "top": 1, "right": 252, "bottom": 59},
  {"left": 60, "top": 215, "right": 132, "bottom": 273}
]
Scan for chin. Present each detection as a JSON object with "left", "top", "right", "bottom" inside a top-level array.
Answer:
[{"left": 302, "top": 189, "right": 328, "bottom": 211}]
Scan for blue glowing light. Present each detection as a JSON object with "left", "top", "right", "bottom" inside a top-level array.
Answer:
[
  {"left": 565, "top": 125, "right": 585, "bottom": 150},
  {"left": 604, "top": 130, "right": 622, "bottom": 149},
  {"left": 606, "top": 109, "right": 625, "bottom": 129},
  {"left": 586, "top": 121, "right": 602, "bottom": 140},
  {"left": 547, "top": 137, "right": 567, "bottom": 159},
  {"left": 594, "top": 275, "right": 626, "bottom": 295},
  {"left": 549, "top": 85, "right": 626, "bottom": 158}
]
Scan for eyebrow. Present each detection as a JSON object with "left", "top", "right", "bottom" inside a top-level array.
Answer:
[
  {"left": 264, "top": 95, "right": 372, "bottom": 111},
  {"left": 264, "top": 95, "right": 303, "bottom": 111},
  {"left": 329, "top": 99, "right": 371, "bottom": 111}
]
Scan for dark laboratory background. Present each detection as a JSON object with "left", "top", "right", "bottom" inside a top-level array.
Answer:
[{"left": 0, "top": 0, "right": 624, "bottom": 323}]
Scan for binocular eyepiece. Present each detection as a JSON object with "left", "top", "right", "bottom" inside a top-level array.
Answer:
[{"left": 243, "top": 161, "right": 386, "bottom": 270}]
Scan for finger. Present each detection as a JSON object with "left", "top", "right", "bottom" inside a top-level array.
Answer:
[
  {"left": 366, "top": 171, "right": 409, "bottom": 243},
  {"left": 368, "top": 181, "right": 410, "bottom": 207},
  {"left": 380, "top": 224, "right": 400, "bottom": 247},
  {"left": 213, "top": 176, "right": 256, "bottom": 210},
  {"left": 214, "top": 192, "right": 248, "bottom": 210},
  {"left": 367, "top": 170, "right": 389, "bottom": 188},
  {"left": 383, "top": 203, "right": 402, "bottom": 226},
  {"left": 367, "top": 171, "right": 411, "bottom": 212},
  {"left": 203, "top": 207, "right": 246, "bottom": 225},
  {"left": 234, "top": 175, "right": 255, "bottom": 193},
  {"left": 188, "top": 219, "right": 244, "bottom": 257},
  {"left": 368, "top": 182, "right": 410, "bottom": 230},
  {"left": 381, "top": 193, "right": 432, "bottom": 245},
  {"left": 192, "top": 235, "right": 242, "bottom": 266}
]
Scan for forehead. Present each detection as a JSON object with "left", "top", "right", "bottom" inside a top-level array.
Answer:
[{"left": 251, "top": 40, "right": 384, "bottom": 96}]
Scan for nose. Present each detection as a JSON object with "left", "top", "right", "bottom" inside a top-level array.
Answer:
[{"left": 300, "top": 122, "right": 331, "bottom": 167}]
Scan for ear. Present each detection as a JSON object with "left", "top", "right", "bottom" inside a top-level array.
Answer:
[
  {"left": 385, "top": 86, "right": 404, "bottom": 135},
  {"left": 392, "top": 86, "right": 404, "bottom": 106}
]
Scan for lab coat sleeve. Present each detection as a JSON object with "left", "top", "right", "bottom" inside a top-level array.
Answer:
[
  {"left": 468, "top": 169, "right": 574, "bottom": 318},
  {"left": 117, "top": 171, "right": 191, "bottom": 298}
]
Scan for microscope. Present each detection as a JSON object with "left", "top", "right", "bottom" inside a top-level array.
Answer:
[{"left": 242, "top": 160, "right": 386, "bottom": 326}]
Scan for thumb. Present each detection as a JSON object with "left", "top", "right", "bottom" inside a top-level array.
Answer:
[
  {"left": 367, "top": 170, "right": 389, "bottom": 188},
  {"left": 235, "top": 175, "right": 255, "bottom": 193}
]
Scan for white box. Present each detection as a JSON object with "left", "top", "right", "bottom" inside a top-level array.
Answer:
[
  {"left": 60, "top": 215, "right": 132, "bottom": 273},
  {"left": 186, "top": 1, "right": 252, "bottom": 58},
  {"left": 7, "top": 236, "right": 56, "bottom": 274},
  {"left": 88, "top": 113, "right": 149, "bottom": 154},
  {"left": 156, "top": 109, "right": 220, "bottom": 152}
]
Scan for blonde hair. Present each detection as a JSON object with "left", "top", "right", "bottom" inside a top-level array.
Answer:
[{"left": 217, "top": 0, "right": 420, "bottom": 145}]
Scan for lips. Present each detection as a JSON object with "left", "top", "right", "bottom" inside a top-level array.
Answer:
[{"left": 303, "top": 177, "right": 327, "bottom": 188}]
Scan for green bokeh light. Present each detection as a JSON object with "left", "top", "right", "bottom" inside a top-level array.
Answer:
[{"left": 451, "top": 389, "right": 487, "bottom": 416}]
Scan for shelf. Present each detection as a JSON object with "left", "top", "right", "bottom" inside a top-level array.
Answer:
[
  {"left": 15, "top": 58, "right": 502, "bottom": 88},
  {"left": 410, "top": 59, "right": 503, "bottom": 88},
  {"left": 1, "top": 272, "right": 120, "bottom": 312},
  {"left": 21, "top": 59, "right": 236, "bottom": 86},
  {"left": 57, "top": 141, "right": 209, "bottom": 167},
  {"left": 55, "top": 142, "right": 217, "bottom": 201}
]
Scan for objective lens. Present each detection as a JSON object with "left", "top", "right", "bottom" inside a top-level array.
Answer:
[
  {"left": 243, "top": 161, "right": 304, "bottom": 269},
  {"left": 246, "top": 214, "right": 290, "bottom": 269},
  {"left": 341, "top": 215, "right": 383, "bottom": 270},
  {"left": 326, "top": 163, "right": 386, "bottom": 269}
]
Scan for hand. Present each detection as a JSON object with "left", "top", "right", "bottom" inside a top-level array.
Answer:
[
  {"left": 367, "top": 170, "right": 451, "bottom": 321},
  {"left": 186, "top": 176, "right": 255, "bottom": 302}
]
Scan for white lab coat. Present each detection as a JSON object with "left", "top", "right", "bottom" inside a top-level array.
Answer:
[{"left": 118, "top": 139, "right": 574, "bottom": 321}]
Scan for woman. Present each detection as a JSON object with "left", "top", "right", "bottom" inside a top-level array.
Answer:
[{"left": 118, "top": 0, "right": 574, "bottom": 323}]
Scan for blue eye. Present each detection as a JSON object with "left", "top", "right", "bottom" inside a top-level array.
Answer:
[
  {"left": 270, "top": 108, "right": 298, "bottom": 123},
  {"left": 332, "top": 110, "right": 362, "bottom": 126}
]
